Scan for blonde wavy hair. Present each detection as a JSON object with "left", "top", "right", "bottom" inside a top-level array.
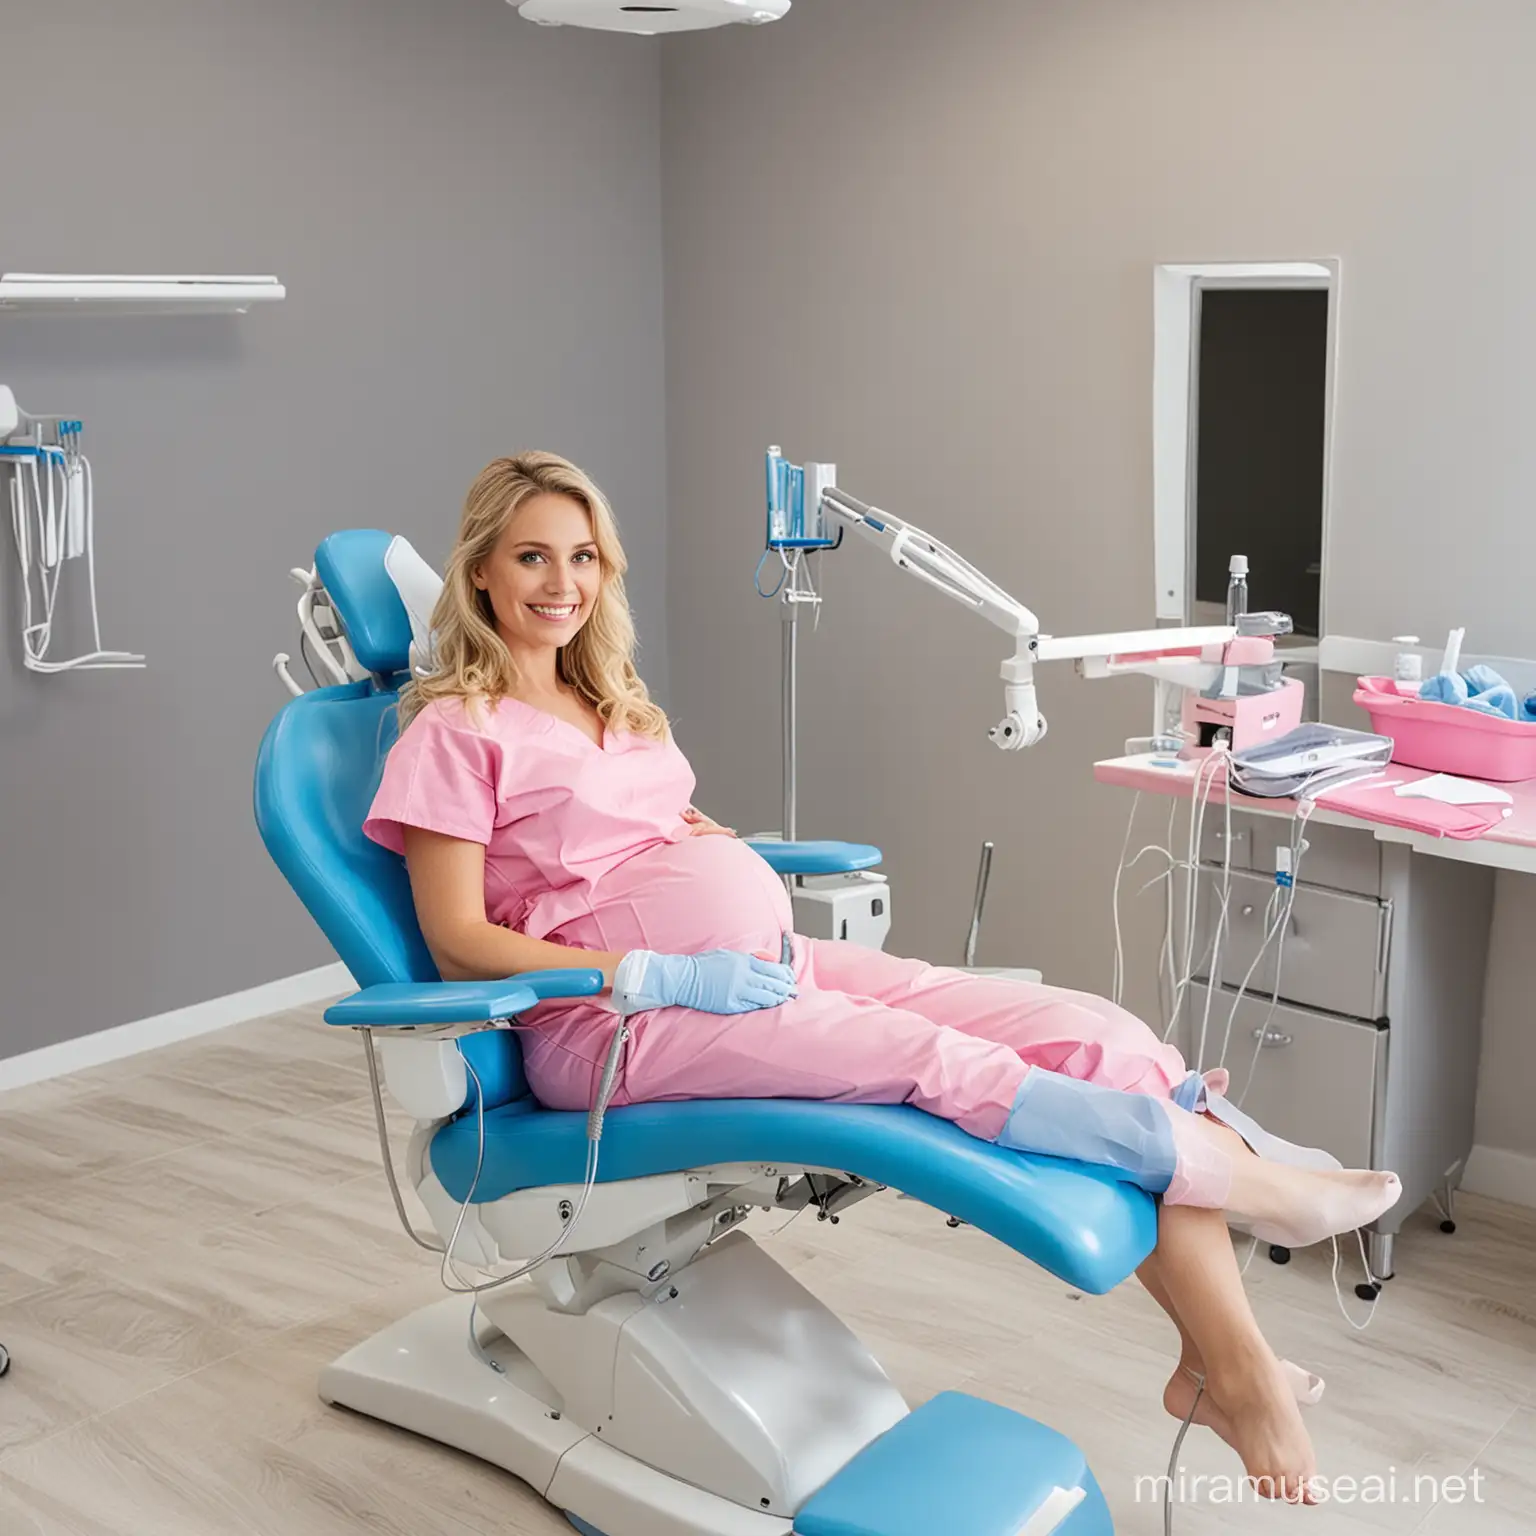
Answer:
[{"left": 396, "top": 452, "right": 668, "bottom": 740}]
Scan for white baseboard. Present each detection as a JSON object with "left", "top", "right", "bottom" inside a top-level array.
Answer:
[
  {"left": 0, "top": 961, "right": 355, "bottom": 1095},
  {"left": 1463, "top": 1143, "right": 1536, "bottom": 1212}
]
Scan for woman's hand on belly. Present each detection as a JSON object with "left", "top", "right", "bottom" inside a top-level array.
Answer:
[{"left": 682, "top": 806, "right": 736, "bottom": 837}]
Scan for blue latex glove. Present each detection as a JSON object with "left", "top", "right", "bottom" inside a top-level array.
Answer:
[
  {"left": 613, "top": 948, "right": 798, "bottom": 1015},
  {"left": 1523, "top": 691, "right": 1536, "bottom": 723}
]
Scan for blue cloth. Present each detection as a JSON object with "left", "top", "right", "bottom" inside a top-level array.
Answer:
[
  {"left": 620, "top": 948, "right": 797, "bottom": 1014},
  {"left": 1463, "top": 664, "right": 1519, "bottom": 720},
  {"left": 995, "top": 1070, "right": 1177, "bottom": 1194},
  {"left": 1420, "top": 666, "right": 1531, "bottom": 722},
  {"left": 1420, "top": 670, "right": 1470, "bottom": 706}
]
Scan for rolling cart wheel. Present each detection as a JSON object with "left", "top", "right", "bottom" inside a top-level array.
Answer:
[
  {"left": 1439, "top": 1219, "right": 1457, "bottom": 1234},
  {"left": 0, "top": 1343, "right": 10, "bottom": 1378},
  {"left": 1354, "top": 1280, "right": 1382, "bottom": 1303},
  {"left": 1268, "top": 1244, "right": 1292, "bottom": 1265}
]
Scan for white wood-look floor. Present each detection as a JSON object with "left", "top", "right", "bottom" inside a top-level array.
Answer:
[{"left": 0, "top": 1003, "right": 1532, "bottom": 1535}]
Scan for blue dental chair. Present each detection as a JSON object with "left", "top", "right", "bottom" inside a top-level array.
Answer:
[{"left": 254, "top": 531, "right": 1155, "bottom": 1536}]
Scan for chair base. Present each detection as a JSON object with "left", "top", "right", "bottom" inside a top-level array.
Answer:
[
  {"left": 321, "top": 1231, "right": 915, "bottom": 1536},
  {"left": 321, "top": 1293, "right": 791, "bottom": 1536}
]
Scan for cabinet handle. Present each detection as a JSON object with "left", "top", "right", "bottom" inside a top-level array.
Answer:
[
  {"left": 1376, "top": 900, "right": 1394, "bottom": 975},
  {"left": 1251, "top": 1026, "right": 1293, "bottom": 1048}
]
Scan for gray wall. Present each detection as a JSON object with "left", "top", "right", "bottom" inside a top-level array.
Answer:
[
  {"left": 0, "top": 0, "right": 666, "bottom": 1059},
  {"left": 661, "top": 0, "right": 1536, "bottom": 1159}
]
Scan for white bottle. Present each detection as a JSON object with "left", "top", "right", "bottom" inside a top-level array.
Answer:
[{"left": 1392, "top": 636, "right": 1422, "bottom": 695}]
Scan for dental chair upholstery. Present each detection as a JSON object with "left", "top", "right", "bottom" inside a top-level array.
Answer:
[{"left": 254, "top": 530, "right": 1154, "bottom": 1536}]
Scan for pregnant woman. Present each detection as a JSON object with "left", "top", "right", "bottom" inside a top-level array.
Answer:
[{"left": 365, "top": 451, "right": 1401, "bottom": 1504}]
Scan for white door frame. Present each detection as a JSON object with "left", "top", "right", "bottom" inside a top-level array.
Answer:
[{"left": 1152, "top": 259, "right": 1341, "bottom": 633}]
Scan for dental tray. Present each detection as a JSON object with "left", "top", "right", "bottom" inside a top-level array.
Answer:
[{"left": 1355, "top": 676, "right": 1536, "bottom": 783}]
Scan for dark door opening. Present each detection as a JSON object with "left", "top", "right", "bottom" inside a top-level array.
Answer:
[{"left": 1191, "top": 287, "right": 1328, "bottom": 638}]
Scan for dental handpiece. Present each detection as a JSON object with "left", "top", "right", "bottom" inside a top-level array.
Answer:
[{"left": 587, "top": 1021, "right": 630, "bottom": 1141}]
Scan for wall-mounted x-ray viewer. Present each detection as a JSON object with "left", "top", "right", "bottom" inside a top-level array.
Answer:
[{"left": 0, "top": 274, "right": 285, "bottom": 315}]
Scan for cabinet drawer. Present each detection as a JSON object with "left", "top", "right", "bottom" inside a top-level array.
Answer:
[
  {"left": 1194, "top": 868, "right": 1389, "bottom": 1020},
  {"left": 1250, "top": 818, "right": 1382, "bottom": 898},
  {"left": 1198, "top": 809, "right": 1257, "bottom": 873},
  {"left": 1185, "top": 984, "right": 1385, "bottom": 1171}
]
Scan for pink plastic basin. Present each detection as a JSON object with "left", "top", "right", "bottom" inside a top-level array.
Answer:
[{"left": 1354, "top": 676, "right": 1536, "bottom": 783}]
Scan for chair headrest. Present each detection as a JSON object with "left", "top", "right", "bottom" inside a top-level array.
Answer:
[{"left": 314, "top": 529, "right": 443, "bottom": 677}]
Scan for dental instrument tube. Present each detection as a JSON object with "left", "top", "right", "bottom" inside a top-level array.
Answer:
[
  {"left": 1392, "top": 636, "right": 1422, "bottom": 695},
  {"left": 782, "top": 593, "right": 799, "bottom": 839},
  {"left": 1225, "top": 554, "right": 1249, "bottom": 626},
  {"left": 965, "top": 841, "right": 995, "bottom": 967},
  {"left": 65, "top": 457, "right": 86, "bottom": 560},
  {"left": 789, "top": 465, "right": 805, "bottom": 541}
]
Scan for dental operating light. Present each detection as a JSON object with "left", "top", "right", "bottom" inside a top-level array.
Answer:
[{"left": 513, "top": 0, "right": 788, "bottom": 34}]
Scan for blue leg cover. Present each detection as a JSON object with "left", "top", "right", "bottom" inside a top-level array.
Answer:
[{"left": 996, "top": 1071, "right": 1178, "bottom": 1194}]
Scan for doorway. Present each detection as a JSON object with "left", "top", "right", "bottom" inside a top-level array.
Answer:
[
  {"left": 1152, "top": 259, "right": 1338, "bottom": 645},
  {"left": 1190, "top": 287, "right": 1328, "bottom": 638}
]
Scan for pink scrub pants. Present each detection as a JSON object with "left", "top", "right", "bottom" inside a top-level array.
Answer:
[{"left": 522, "top": 936, "right": 1230, "bottom": 1206}]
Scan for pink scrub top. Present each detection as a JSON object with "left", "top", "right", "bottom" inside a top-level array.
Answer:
[{"left": 362, "top": 696, "right": 793, "bottom": 968}]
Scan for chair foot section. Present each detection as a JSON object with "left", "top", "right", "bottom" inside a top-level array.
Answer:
[{"left": 790, "top": 1392, "right": 1112, "bottom": 1536}]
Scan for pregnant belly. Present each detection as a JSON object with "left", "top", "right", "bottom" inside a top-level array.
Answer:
[{"left": 549, "top": 835, "right": 793, "bottom": 957}]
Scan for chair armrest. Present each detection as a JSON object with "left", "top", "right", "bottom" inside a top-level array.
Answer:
[
  {"left": 323, "top": 968, "right": 604, "bottom": 1028},
  {"left": 744, "top": 839, "right": 883, "bottom": 876}
]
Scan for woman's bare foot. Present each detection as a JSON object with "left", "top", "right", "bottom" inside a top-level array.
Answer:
[
  {"left": 1229, "top": 1162, "right": 1402, "bottom": 1250},
  {"left": 1175, "top": 1352, "right": 1318, "bottom": 1503}
]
